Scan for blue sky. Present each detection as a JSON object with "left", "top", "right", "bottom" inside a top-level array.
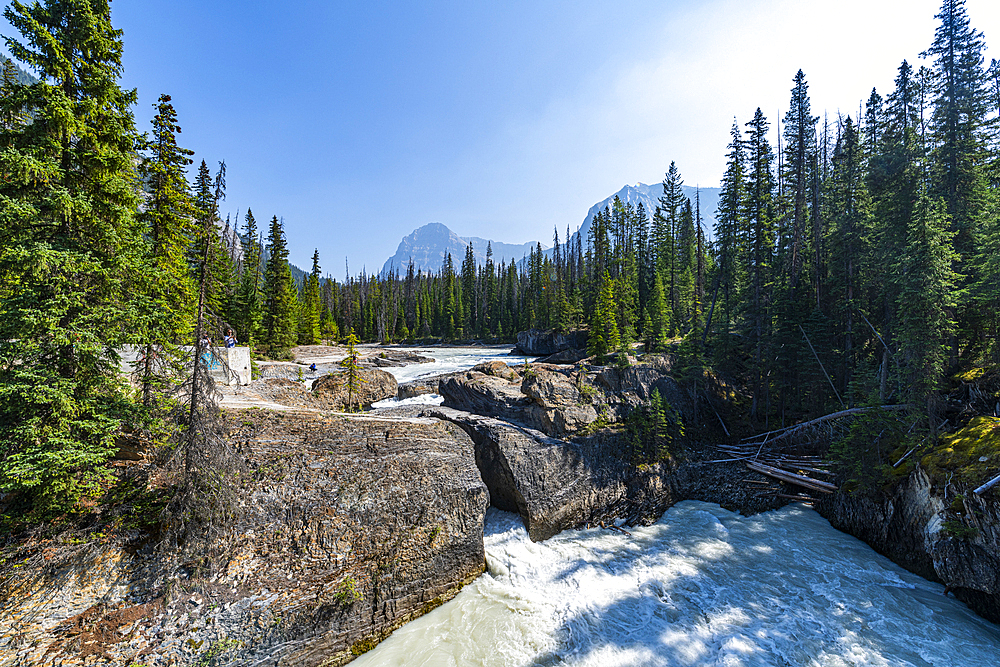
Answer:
[{"left": 3, "top": 0, "right": 999, "bottom": 273}]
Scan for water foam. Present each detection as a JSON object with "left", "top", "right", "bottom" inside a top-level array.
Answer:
[{"left": 352, "top": 502, "right": 1000, "bottom": 667}]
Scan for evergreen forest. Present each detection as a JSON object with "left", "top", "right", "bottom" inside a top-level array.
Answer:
[{"left": 1, "top": 0, "right": 1000, "bottom": 517}]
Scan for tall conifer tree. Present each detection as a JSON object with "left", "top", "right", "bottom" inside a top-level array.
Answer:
[{"left": 0, "top": 0, "right": 146, "bottom": 511}]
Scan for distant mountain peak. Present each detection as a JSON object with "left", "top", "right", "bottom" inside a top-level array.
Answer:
[{"left": 380, "top": 223, "right": 545, "bottom": 276}]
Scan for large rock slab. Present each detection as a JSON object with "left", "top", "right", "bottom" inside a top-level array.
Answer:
[
  {"left": 424, "top": 407, "right": 680, "bottom": 542},
  {"left": 312, "top": 367, "right": 398, "bottom": 409},
  {"left": 0, "top": 412, "right": 489, "bottom": 667},
  {"left": 515, "top": 328, "right": 587, "bottom": 356}
]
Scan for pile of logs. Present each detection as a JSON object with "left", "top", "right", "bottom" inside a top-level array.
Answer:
[{"left": 715, "top": 443, "right": 838, "bottom": 497}]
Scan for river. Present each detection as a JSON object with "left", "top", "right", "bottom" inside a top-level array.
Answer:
[
  {"left": 354, "top": 502, "right": 1000, "bottom": 667},
  {"left": 359, "top": 347, "right": 1000, "bottom": 666}
]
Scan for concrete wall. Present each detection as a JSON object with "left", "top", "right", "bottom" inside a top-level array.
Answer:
[{"left": 120, "top": 345, "right": 252, "bottom": 386}]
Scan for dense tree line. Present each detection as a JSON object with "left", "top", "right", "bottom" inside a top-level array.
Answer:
[{"left": 1, "top": 0, "right": 998, "bottom": 515}]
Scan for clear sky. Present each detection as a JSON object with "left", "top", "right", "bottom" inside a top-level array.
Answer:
[{"left": 2, "top": 0, "right": 999, "bottom": 273}]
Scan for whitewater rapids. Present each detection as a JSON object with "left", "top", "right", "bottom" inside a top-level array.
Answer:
[{"left": 352, "top": 501, "right": 1000, "bottom": 667}]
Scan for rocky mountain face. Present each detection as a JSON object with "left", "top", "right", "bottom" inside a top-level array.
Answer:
[
  {"left": 380, "top": 222, "right": 544, "bottom": 277},
  {"left": 570, "top": 183, "right": 721, "bottom": 250},
  {"left": 380, "top": 183, "right": 721, "bottom": 278}
]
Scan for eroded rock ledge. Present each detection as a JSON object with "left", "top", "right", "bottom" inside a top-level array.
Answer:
[{"left": 0, "top": 413, "right": 488, "bottom": 667}]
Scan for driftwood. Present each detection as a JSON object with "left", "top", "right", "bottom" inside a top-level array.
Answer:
[
  {"left": 742, "top": 405, "right": 913, "bottom": 445},
  {"left": 974, "top": 471, "right": 1000, "bottom": 496},
  {"left": 775, "top": 493, "right": 818, "bottom": 502},
  {"left": 745, "top": 461, "right": 838, "bottom": 494}
]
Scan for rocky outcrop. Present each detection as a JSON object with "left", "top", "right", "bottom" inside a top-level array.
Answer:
[
  {"left": 438, "top": 360, "right": 685, "bottom": 439},
  {"left": 595, "top": 365, "right": 685, "bottom": 421},
  {"left": 537, "top": 348, "right": 588, "bottom": 364},
  {"left": 816, "top": 468, "right": 1000, "bottom": 622},
  {"left": 514, "top": 328, "right": 587, "bottom": 356},
  {"left": 0, "top": 412, "right": 489, "bottom": 667},
  {"left": 312, "top": 368, "right": 398, "bottom": 409},
  {"left": 423, "top": 407, "right": 680, "bottom": 541},
  {"left": 520, "top": 366, "right": 599, "bottom": 436},
  {"left": 439, "top": 370, "right": 530, "bottom": 416}
]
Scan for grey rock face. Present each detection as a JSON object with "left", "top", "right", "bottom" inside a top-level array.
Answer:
[
  {"left": 439, "top": 371, "right": 531, "bottom": 416},
  {"left": 424, "top": 407, "right": 680, "bottom": 542},
  {"left": 312, "top": 368, "right": 398, "bottom": 409},
  {"left": 514, "top": 328, "right": 588, "bottom": 356},
  {"left": 0, "top": 412, "right": 489, "bottom": 667}
]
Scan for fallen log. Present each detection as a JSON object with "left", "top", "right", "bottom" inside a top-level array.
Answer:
[
  {"left": 973, "top": 471, "right": 1000, "bottom": 496},
  {"left": 741, "top": 405, "right": 912, "bottom": 445},
  {"left": 893, "top": 446, "right": 918, "bottom": 469},
  {"left": 776, "top": 493, "right": 818, "bottom": 502},
  {"left": 745, "top": 461, "right": 838, "bottom": 494}
]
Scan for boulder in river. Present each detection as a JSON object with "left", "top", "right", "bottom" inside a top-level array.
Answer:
[{"left": 312, "top": 367, "right": 398, "bottom": 410}]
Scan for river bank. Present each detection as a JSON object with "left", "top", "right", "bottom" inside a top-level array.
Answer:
[{"left": 2, "top": 345, "right": 999, "bottom": 666}]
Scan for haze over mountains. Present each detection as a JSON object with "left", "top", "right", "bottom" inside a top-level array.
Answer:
[{"left": 380, "top": 183, "right": 721, "bottom": 276}]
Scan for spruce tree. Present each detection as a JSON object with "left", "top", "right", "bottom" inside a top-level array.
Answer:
[
  {"left": 261, "top": 215, "right": 298, "bottom": 354},
  {"left": 781, "top": 70, "right": 819, "bottom": 292},
  {"left": 136, "top": 94, "right": 197, "bottom": 407},
  {"left": 742, "top": 108, "right": 778, "bottom": 418},
  {"left": 0, "top": 0, "right": 147, "bottom": 512},
  {"left": 588, "top": 271, "right": 620, "bottom": 361},
  {"left": 715, "top": 119, "right": 746, "bottom": 342},
  {"left": 895, "top": 190, "right": 959, "bottom": 422},
  {"left": 923, "top": 0, "right": 991, "bottom": 262},
  {"left": 297, "top": 249, "right": 322, "bottom": 345},
  {"left": 233, "top": 209, "right": 263, "bottom": 347}
]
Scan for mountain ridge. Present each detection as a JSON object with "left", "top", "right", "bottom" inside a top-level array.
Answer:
[{"left": 380, "top": 183, "right": 722, "bottom": 276}]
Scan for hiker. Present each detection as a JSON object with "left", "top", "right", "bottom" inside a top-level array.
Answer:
[
  {"left": 224, "top": 329, "right": 237, "bottom": 348},
  {"left": 309, "top": 363, "right": 317, "bottom": 372}
]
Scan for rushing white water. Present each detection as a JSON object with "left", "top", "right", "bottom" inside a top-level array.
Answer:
[
  {"left": 352, "top": 502, "right": 1000, "bottom": 667},
  {"left": 372, "top": 346, "right": 533, "bottom": 408}
]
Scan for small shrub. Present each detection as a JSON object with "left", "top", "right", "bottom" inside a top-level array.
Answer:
[
  {"left": 333, "top": 576, "right": 363, "bottom": 606},
  {"left": 942, "top": 519, "right": 979, "bottom": 540}
]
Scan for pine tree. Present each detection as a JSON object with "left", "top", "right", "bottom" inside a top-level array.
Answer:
[
  {"left": 136, "top": 94, "right": 197, "bottom": 407},
  {"left": 261, "top": 215, "right": 298, "bottom": 353},
  {"left": 588, "top": 271, "right": 620, "bottom": 361},
  {"left": 0, "top": 0, "right": 147, "bottom": 512}
]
